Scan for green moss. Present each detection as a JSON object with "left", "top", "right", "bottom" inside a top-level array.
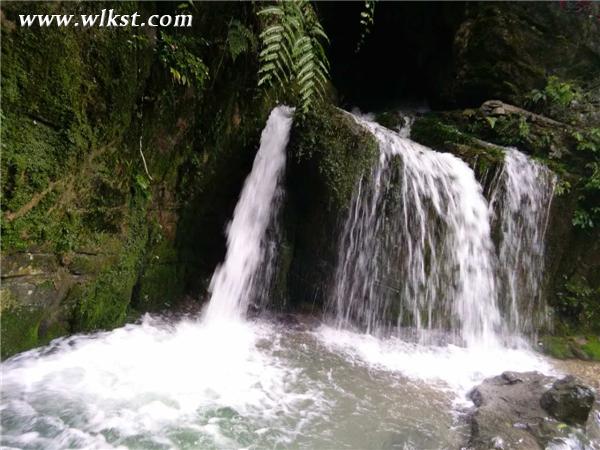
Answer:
[
  {"left": 0, "top": 287, "right": 69, "bottom": 360},
  {"left": 1, "top": 1, "right": 152, "bottom": 254},
  {"left": 541, "top": 336, "right": 575, "bottom": 359},
  {"left": 0, "top": 2, "right": 267, "bottom": 357},
  {"left": 581, "top": 336, "right": 600, "bottom": 360},
  {"left": 555, "top": 275, "right": 600, "bottom": 334},
  {"left": 68, "top": 196, "right": 148, "bottom": 332},
  {"left": 411, "top": 115, "right": 472, "bottom": 148},
  {"left": 411, "top": 114, "right": 505, "bottom": 177},
  {"left": 540, "top": 335, "right": 600, "bottom": 362},
  {"left": 374, "top": 111, "right": 404, "bottom": 130},
  {"left": 283, "top": 105, "right": 378, "bottom": 311},
  {"left": 289, "top": 104, "right": 378, "bottom": 210},
  {"left": 0, "top": 307, "right": 42, "bottom": 359},
  {"left": 133, "top": 236, "right": 184, "bottom": 312},
  {"left": 68, "top": 253, "right": 117, "bottom": 276}
]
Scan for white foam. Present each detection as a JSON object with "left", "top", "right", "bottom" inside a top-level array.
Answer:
[
  {"left": 1, "top": 317, "right": 319, "bottom": 449},
  {"left": 315, "top": 324, "right": 555, "bottom": 399}
]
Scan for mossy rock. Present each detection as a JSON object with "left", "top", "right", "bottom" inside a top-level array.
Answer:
[
  {"left": 288, "top": 105, "right": 378, "bottom": 210},
  {"left": 581, "top": 336, "right": 600, "bottom": 360},
  {"left": 540, "top": 335, "right": 600, "bottom": 361},
  {"left": 541, "top": 336, "right": 577, "bottom": 360},
  {"left": 411, "top": 113, "right": 505, "bottom": 182},
  {"left": 1, "top": 306, "right": 44, "bottom": 359},
  {"left": 0, "top": 2, "right": 268, "bottom": 358},
  {"left": 283, "top": 105, "right": 378, "bottom": 309},
  {"left": 68, "top": 198, "right": 148, "bottom": 332},
  {"left": 132, "top": 238, "right": 185, "bottom": 312},
  {"left": 448, "top": 2, "right": 600, "bottom": 107},
  {"left": 0, "top": 288, "right": 69, "bottom": 360}
]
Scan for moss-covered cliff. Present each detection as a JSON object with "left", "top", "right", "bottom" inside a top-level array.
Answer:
[{"left": 0, "top": 1, "right": 273, "bottom": 358}]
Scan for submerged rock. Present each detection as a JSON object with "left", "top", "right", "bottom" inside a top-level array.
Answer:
[{"left": 467, "top": 371, "right": 597, "bottom": 449}]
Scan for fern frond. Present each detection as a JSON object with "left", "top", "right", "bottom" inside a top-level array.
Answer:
[
  {"left": 258, "top": 6, "right": 285, "bottom": 16},
  {"left": 257, "top": 0, "right": 330, "bottom": 113}
]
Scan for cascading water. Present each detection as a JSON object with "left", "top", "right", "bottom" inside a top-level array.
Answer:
[
  {"left": 0, "top": 107, "right": 575, "bottom": 450},
  {"left": 0, "top": 106, "right": 306, "bottom": 450},
  {"left": 203, "top": 105, "right": 293, "bottom": 322},
  {"left": 330, "top": 114, "right": 502, "bottom": 348},
  {"left": 490, "top": 147, "right": 557, "bottom": 336}
]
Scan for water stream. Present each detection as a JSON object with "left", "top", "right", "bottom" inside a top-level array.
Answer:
[
  {"left": 330, "top": 114, "right": 502, "bottom": 348},
  {"left": 489, "top": 147, "right": 557, "bottom": 336},
  {"left": 203, "top": 106, "right": 293, "bottom": 323}
]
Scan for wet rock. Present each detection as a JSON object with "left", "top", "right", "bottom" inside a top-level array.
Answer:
[
  {"left": 541, "top": 376, "right": 595, "bottom": 426},
  {"left": 467, "top": 371, "right": 597, "bottom": 449},
  {"left": 270, "top": 312, "right": 321, "bottom": 332}
]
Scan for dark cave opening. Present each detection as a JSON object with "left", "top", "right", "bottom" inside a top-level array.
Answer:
[{"left": 318, "top": 2, "right": 466, "bottom": 112}]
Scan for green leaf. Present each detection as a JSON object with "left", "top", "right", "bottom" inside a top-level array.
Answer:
[
  {"left": 258, "top": 6, "right": 284, "bottom": 16},
  {"left": 485, "top": 117, "right": 497, "bottom": 129}
]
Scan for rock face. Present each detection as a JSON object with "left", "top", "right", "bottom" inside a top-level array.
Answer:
[
  {"left": 541, "top": 376, "right": 596, "bottom": 426},
  {"left": 467, "top": 371, "right": 597, "bottom": 449},
  {"left": 0, "top": 2, "right": 271, "bottom": 359},
  {"left": 449, "top": 2, "right": 600, "bottom": 107}
]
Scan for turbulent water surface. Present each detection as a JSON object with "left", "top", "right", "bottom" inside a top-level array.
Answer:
[{"left": 1, "top": 316, "right": 555, "bottom": 450}]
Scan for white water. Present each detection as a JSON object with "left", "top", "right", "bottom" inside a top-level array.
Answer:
[
  {"left": 0, "top": 318, "right": 474, "bottom": 450},
  {"left": 331, "top": 114, "right": 502, "bottom": 348},
  {"left": 490, "top": 147, "right": 557, "bottom": 336},
  {"left": 1, "top": 316, "right": 558, "bottom": 450},
  {"left": 203, "top": 105, "right": 293, "bottom": 322},
  {"left": 1, "top": 318, "right": 305, "bottom": 449},
  {"left": 1, "top": 105, "right": 302, "bottom": 450},
  {"left": 315, "top": 324, "right": 553, "bottom": 400}
]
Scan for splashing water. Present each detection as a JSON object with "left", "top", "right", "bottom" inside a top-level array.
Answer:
[
  {"left": 490, "top": 147, "right": 557, "bottom": 337},
  {"left": 203, "top": 105, "right": 293, "bottom": 322},
  {"left": 2, "top": 316, "right": 494, "bottom": 450},
  {"left": 330, "top": 114, "right": 502, "bottom": 348},
  {"left": 0, "top": 106, "right": 301, "bottom": 449}
]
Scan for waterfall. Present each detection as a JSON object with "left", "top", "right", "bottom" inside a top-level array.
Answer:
[
  {"left": 330, "top": 114, "right": 502, "bottom": 348},
  {"left": 203, "top": 106, "right": 293, "bottom": 322},
  {"left": 490, "top": 148, "right": 557, "bottom": 336}
]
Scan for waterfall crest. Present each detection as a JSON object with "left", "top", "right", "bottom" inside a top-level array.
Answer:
[
  {"left": 490, "top": 148, "right": 557, "bottom": 336},
  {"left": 330, "top": 114, "right": 502, "bottom": 348},
  {"left": 203, "top": 106, "right": 293, "bottom": 322}
]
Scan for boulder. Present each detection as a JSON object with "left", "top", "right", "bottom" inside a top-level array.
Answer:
[
  {"left": 541, "top": 375, "right": 595, "bottom": 426},
  {"left": 467, "top": 371, "right": 597, "bottom": 449}
]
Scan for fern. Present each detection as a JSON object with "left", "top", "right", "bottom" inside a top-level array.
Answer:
[
  {"left": 257, "top": 1, "right": 330, "bottom": 113},
  {"left": 227, "top": 20, "right": 256, "bottom": 62}
]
